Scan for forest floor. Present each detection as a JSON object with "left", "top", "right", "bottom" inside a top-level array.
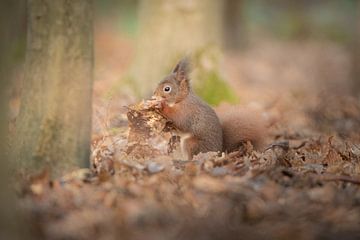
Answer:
[{"left": 20, "top": 27, "right": 360, "bottom": 240}]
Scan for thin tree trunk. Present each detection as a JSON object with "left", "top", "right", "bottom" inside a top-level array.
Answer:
[
  {"left": 129, "top": 0, "right": 224, "bottom": 98},
  {"left": 223, "top": 0, "right": 245, "bottom": 50},
  {"left": 14, "top": 0, "right": 94, "bottom": 178},
  {"left": 353, "top": 2, "right": 360, "bottom": 97}
]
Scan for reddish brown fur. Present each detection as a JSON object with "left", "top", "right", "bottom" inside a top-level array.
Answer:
[
  {"left": 216, "top": 106, "right": 267, "bottom": 152},
  {"left": 182, "top": 135, "right": 200, "bottom": 160},
  {"left": 161, "top": 92, "right": 223, "bottom": 159},
  {"left": 152, "top": 58, "right": 267, "bottom": 159}
]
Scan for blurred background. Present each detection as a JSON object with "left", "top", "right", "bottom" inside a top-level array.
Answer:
[
  {"left": 8, "top": 0, "right": 360, "bottom": 137},
  {"left": 3, "top": 1, "right": 360, "bottom": 239},
  {"left": 93, "top": 0, "right": 360, "bottom": 139}
]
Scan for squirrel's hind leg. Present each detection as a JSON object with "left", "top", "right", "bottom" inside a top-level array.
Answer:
[{"left": 180, "top": 134, "right": 199, "bottom": 160}]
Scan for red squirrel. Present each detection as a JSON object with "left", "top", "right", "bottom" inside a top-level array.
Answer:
[{"left": 151, "top": 58, "right": 267, "bottom": 159}]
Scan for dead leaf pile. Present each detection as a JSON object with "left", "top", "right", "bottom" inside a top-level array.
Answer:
[{"left": 20, "top": 96, "right": 360, "bottom": 240}]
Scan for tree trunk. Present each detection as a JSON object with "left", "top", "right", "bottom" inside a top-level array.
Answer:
[
  {"left": 223, "top": 0, "right": 245, "bottom": 50},
  {"left": 129, "top": 0, "right": 225, "bottom": 99},
  {"left": 0, "top": 1, "right": 36, "bottom": 239},
  {"left": 353, "top": 2, "right": 360, "bottom": 97},
  {"left": 13, "top": 0, "right": 94, "bottom": 178}
]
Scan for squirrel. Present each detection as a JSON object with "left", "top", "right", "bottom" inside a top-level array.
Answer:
[{"left": 151, "top": 58, "right": 267, "bottom": 160}]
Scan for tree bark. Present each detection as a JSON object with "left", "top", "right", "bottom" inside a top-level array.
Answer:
[
  {"left": 129, "top": 0, "right": 224, "bottom": 98},
  {"left": 223, "top": 0, "right": 245, "bottom": 50},
  {"left": 13, "top": 0, "right": 94, "bottom": 178},
  {"left": 0, "top": 1, "right": 35, "bottom": 239},
  {"left": 353, "top": 2, "right": 360, "bottom": 97}
]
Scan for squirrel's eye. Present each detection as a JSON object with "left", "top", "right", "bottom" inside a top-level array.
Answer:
[{"left": 163, "top": 86, "right": 171, "bottom": 93}]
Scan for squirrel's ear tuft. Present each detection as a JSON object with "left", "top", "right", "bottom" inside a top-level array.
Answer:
[{"left": 172, "top": 57, "right": 190, "bottom": 81}]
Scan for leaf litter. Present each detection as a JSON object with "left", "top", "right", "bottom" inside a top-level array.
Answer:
[
  {"left": 20, "top": 40, "right": 360, "bottom": 239},
  {"left": 19, "top": 95, "right": 360, "bottom": 240}
]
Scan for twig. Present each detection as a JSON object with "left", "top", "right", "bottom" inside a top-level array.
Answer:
[
  {"left": 292, "top": 141, "right": 307, "bottom": 150},
  {"left": 319, "top": 174, "right": 360, "bottom": 185},
  {"left": 265, "top": 141, "right": 289, "bottom": 151}
]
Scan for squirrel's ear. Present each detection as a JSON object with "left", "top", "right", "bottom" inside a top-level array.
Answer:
[{"left": 172, "top": 57, "right": 190, "bottom": 82}]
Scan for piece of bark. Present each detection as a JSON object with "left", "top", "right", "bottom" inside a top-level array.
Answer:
[{"left": 126, "top": 100, "right": 177, "bottom": 159}]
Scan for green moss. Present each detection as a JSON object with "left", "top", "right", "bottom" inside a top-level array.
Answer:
[
  {"left": 108, "top": 127, "right": 122, "bottom": 135},
  {"left": 194, "top": 70, "right": 239, "bottom": 106},
  {"left": 191, "top": 47, "right": 239, "bottom": 106}
]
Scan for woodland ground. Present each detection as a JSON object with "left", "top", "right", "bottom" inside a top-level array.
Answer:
[{"left": 19, "top": 25, "right": 360, "bottom": 240}]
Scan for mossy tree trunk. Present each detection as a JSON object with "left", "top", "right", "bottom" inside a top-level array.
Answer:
[
  {"left": 13, "top": 0, "right": 94, "bottom": 178},
  {"left": 129, "top": 0, "right": 235, "bottom": 104},
  {"left": 0, "top": 1, "right": 35, "bottom": 239}
]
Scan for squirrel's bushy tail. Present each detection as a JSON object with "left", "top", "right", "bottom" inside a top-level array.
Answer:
[{"left": 216, "top": 106, "right": 268, "bottom": 152}]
